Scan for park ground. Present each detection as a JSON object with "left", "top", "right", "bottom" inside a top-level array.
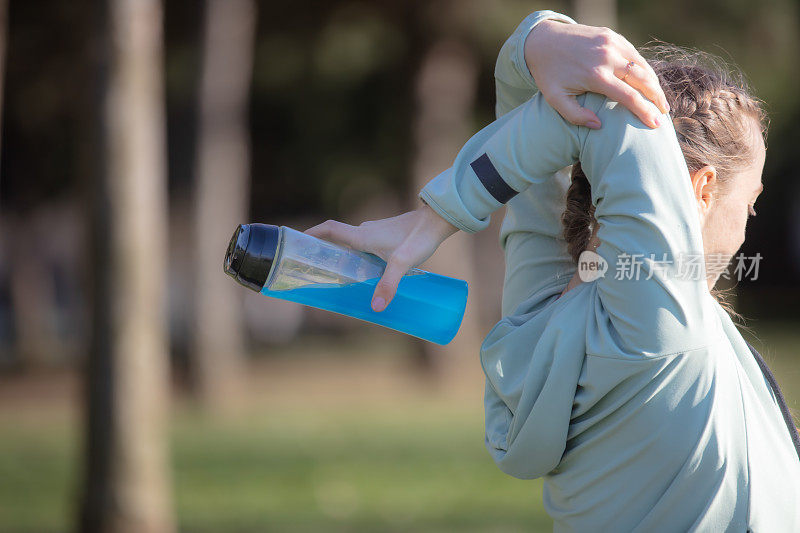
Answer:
[{"left": 1, "top": 320, "right": 797, "bottom": 533}]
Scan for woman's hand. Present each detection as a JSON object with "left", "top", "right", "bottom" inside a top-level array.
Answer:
[
  {"left": 526, "top": 19, "right": 669, "bottom": 129},
  {"left": 303, "top": 202, "right": 459, "bottom": 312}
]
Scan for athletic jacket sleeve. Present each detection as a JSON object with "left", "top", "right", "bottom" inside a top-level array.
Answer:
[{"left": 418, "top": 10, "right": 576, "bottom": 234}]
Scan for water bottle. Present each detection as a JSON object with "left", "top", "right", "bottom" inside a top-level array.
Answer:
[{"left": 223, "top": 223, "right": 468, "bottom": 345}]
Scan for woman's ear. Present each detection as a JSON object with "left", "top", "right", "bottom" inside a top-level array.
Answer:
[{"left": 691, "top": 165, "right": 717, "bottom": 214}]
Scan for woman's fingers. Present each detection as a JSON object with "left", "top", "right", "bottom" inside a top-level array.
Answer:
[
  {"left": 612, "top": 56, "right": 669, "bottom": 117},
  {"left": 304, "top": 210, "right": 450, "bottom": 313},
  {"left": 371, "top": 250, "right": 413, "bottom": 312},
  {"left": 548, "top": 91, "right": 602, "bottom": 129},
  {"left": 614, "top": 38, "right": 670, "bottom": 114},
  {"left": 303, "top": 219, "right": 364, "bottom": 250},
  {"left": 594, "top": 70, "right": 661, "bottom": 128},
  {"left": 304, "top": 218, "right": 417, "bottom": 311}
]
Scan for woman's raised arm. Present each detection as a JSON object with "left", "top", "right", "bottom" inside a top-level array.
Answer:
[
  {"left": 423, "top": 89, "right": 713, "bottom": 355},
  {"left": 306, "top": 92, "right": 586, "bottom": 313},
  {"left": 426, "top": 11, "right": 673, "bottom": 236},
  {"left": 308, "top": 11, "right": 674, "bottom": 314},
  {"left": 418, "top": 91, "right": 585, "bottom": 234},
  {"left": 578, "top": 96, "right": 713, "bottom": 356}
]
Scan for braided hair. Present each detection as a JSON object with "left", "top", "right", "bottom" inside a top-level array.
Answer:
[{"left": 560, "top": 44, "right": 768, "bottom": 324}]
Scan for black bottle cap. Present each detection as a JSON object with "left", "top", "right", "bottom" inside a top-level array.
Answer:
[{"left": 223, "top": 223, "right": 280, "bottom": 292}]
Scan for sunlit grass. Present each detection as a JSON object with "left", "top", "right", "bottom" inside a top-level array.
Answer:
[
  {"left": 0, "top": 399, "right": 549, "bottom": 533},
  {"left": 171, "top": 406, "right": 549, "bottom": 533}
]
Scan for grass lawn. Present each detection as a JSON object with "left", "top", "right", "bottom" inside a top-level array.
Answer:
[{"left": 0, "top": 402, "right": 550, "bottom": 533}]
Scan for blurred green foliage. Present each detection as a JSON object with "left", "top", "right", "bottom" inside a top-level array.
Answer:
[{"left": 4, "top": 1, "right": 798, "bottom": 290}]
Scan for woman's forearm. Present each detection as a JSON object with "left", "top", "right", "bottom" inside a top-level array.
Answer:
[{"left": 418, "top": 91, "right": 586, "bottom": 235}]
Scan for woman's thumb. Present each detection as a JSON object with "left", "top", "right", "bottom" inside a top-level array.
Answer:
[
  {"left": 371, "top": 254, "right": 411, "bottom": 312},
  {"left": 550, "top": 93, "right": 602, "bottom": 129}
]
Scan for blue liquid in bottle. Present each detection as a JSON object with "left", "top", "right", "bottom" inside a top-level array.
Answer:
[
  {"left": 262, "top": 271, "right": 467, "bottom": 345},
  {"left": 224, "top": 223, "right": 469, "bottom": 345}
]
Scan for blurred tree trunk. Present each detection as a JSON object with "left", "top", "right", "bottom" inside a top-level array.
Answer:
[
  {"left": 409, "top": 0, "right": 484, "bottom": 387},
  {"left": 79, "top": 0, "right": 174, "bottom": 531},
  {"left": 570, "top": 0, "right": 617, "bottom": 28},
  {"left": 0, "top": 0, "right": 6, "bottom": 178},
  {"left": 190, "top": 0, "right": 256, "bottom": 409}
]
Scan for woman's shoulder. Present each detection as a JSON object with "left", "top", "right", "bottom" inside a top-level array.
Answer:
[{"left": 581, "top": 279, "right": 722, "bottom": 360}]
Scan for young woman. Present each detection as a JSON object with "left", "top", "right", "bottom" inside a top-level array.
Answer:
[{"left": 305, "top": 10, "right": 800, "bottom": 531}]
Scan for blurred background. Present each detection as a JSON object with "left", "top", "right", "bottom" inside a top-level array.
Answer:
[{"left": 0, "top": 0, "right": 798, "bottom": 531}]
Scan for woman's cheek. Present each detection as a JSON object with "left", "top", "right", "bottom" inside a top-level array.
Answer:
[{"left": 730, "top": 210, "right": 748, "bottom": 254}]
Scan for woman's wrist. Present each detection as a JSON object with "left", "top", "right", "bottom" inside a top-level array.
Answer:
[
  {"left": 524, "top": 19, "right": 553, "bottom": 73},
  {"left": 523, "top": 17, "right": 574, "bottom": 81},
  {"left": 418, "top": 198, "right": 460, "bottom": 239}
]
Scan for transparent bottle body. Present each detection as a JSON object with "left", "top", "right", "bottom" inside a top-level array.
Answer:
[{"left": 261, "top": 226, "right": 467, "bottom": 345}]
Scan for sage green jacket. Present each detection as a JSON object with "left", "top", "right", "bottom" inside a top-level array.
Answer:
[{"left": 418, "top": 11, "right": 800, "bottom": 532}]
